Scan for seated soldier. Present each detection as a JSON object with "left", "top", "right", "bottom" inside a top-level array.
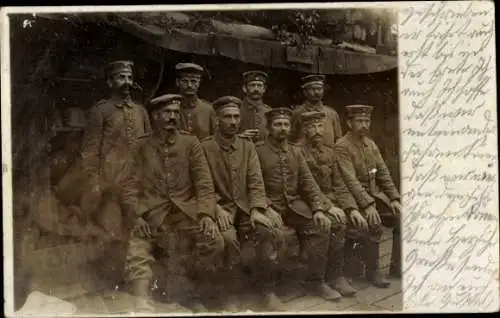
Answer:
[
  {"left": 299, "top": 111, "right": 359, "bottom": 297},
  {"left": 201, "top": 96, "right": 287, "bottom": 312},
  {"left": 255, "top": 108, "right": 341, "bottom": 301},
  {"left": 121, "top": 94, "right": 224, "bottom": 313},
  {"left": 335, "top": 104, "right": 402, "bottom": 288}
]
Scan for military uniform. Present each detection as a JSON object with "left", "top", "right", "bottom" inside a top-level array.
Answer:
[
  {"left": 256, "top": 108, "right": 338, "bottom": 299},
  {"left": 201, "top": 96, "right": 286, "bottom": 301},
  {"left": 299, "top": 111, "right": 359, "bottom": 296},
  {"left": 290, "top": 75, "right": 342, "bottom": 147},
  {"left": 175, "top": 63, "right": 217, "bottom": 139},
  {"left": 335, "top": 105, "right": 401, "bottom": 284},
  {"left": 80, "top": 61, "right": 152, "bottom": 240},
  {"left": 121, "top": 95, "right": 224, "bottom": 311},
  {"left": 239, "top": 71, "right": 272, "bottom": 142}
]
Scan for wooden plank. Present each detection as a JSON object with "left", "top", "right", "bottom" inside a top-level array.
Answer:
[
  {"left": 283, "top": 295, "right": 326, "bottom": 312},
  {"left": 353, "top": 278, "right": 401, "bottom": 306},
  {"left": 372, "top": 292, "right": 402, "bottom": 311},
  {"left": 307, "top": 297, "right": 359, "bottom": 312}
]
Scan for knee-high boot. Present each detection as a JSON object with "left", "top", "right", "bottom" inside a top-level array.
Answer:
[{"left": 363, "top": 239, "right": 390, "bottom": 288}]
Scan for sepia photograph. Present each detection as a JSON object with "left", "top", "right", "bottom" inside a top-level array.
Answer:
[{"left": 5, "top": 5, "right": 402, "bottom": 315}]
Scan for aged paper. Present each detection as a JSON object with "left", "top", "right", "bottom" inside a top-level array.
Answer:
[
  {"left": 1, "top": 1, "right": 499, "bottom": 316},
  {"left": 399, "top": 0, "right": 498, "bottom": 313}
]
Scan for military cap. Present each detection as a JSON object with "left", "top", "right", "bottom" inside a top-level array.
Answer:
[
  {"left": 149, "top": 94, "right": 184, "bottom": 112},
  {"left": 212, "top": 96, "right": 242, "bottom": 112},
  {"left": 345, "top": 104, "right": 374, "bottom": 118},
  {"left": 301, "top": 111, "right": 326, "bottom": 126},
  {"left": 105, "top": 60, "right": 134, "bottom": 77},
  {"left": 301, "top": 74, "right": 326, "bottom": 88},
  {"left": 243, "top": 70, "right": 268, "bottom": 84},
  {"left": 175, "top": 62, "right": 204, "bottom": 77},
  {"left": 265, "top": 107, "right": 293, "bottom": 122}
]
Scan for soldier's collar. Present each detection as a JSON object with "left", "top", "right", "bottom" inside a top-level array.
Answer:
[
  {"left": 267, "top": 138, "right": 288, "bottom": 152},
  {"left": 243, "top": 97, "right": 263, "bottom": 110},
  {"left": 181, "top": 96, "right": 199, "bottom": 109},
  {"left": 215, "top": 132, "right": 236, "bottom": 151},
  {"left": 153, "top": 130, "right": 178, "bottom": 146},
  {"left": 304, "top": 100, "right": 324, "bottom": 111},
  {"left": 346, "top": 132, "right": 368, "bottom": 146},
  {"left": 110, "top": 95, "right": 134, "bottom": 108}
]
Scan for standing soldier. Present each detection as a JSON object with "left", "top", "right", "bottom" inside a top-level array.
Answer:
[
  {"left": 335, "top": 105, "right": 401, "bottom": 288},
  {"left": 121, "top": 94, "right": 223, "bottom": 313},
  {"left": 80, "top": 60, "right": 152, "bottom": 283},
  {"left": 175, "top": 62, "right": 217, "bottom": 139},
  {"left": 239, "top": 71, "right": 272, "bottom": 142},
  {"left": 201, "top": 96, "right": 287, "bottom": 312},
  {"left": 299, "top": 111, "right": 359, "bottom": 297},
  {"left": 290, "top": 74, "right": 342, "bottom": 147},
  {"left": 255, "top": 108, "right": 341, "bottom": 301}
]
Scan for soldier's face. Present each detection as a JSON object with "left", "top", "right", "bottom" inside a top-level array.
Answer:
[
  {"left": 153, "top": 103, "right": 181, "bottom": 131},
  {"left": 107, "top": 71, "right": 133, "bottom": 96},
  {"left": 348, "top": 116, "right": 371, "bottom": 136},
  {"left": 304, "top": 84, "right": 324, "bottom": 102},
  {"left": 176, "top": 76, "right": 201, "bottom": 96},
  {"left": 243, "top": 81, "right": 266, "bottom": 100},
  {"left": 304, "top": 121, "right": 325, "bottom": 143},
  {"left": 218, "top": 106, "right": 241, "bottom": 136},
  {"left": 270, "top": 118, "right": 291, "bottom": 141}
]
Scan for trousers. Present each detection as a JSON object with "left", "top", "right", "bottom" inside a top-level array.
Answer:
[
  {"left": 219, "top": 210, "right": 287, "bottom": 293},
  {"left": 124, "top": 207, "right": 225, "bottom": 291}
]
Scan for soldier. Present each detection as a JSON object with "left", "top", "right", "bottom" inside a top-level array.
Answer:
[
  {"left": 290, "top": 74, "right": 342, "bottom": 147},
  {"left": 201, "top": 96, "right": 287, "bottom": 312},
  {"left": 335, "top": 105, "right": 402, "bottom": 288},
  {"left": 239, "top": 70, "right": 272, "bottom": 142},
  {"left": 80, "top": 60, "right": 152, "bottom": 240},
  {"left": 255, "top": 108, "right": 341, "bottom": 301},
  {"left": 299, "top": 111, "right": 359, "bottom": 297},
  {"left": 121, "top": 94, "right": 223, "bottom": 312},
  {"left": 175, "top": 62, "right": 217, "bottom": 139}
]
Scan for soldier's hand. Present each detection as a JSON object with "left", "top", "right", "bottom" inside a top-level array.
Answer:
[
  {"left": 199, "top": 216, "right": 218, "bottom": 240},
  {"left": 313, "top": 211, "right": 332, "bottom": 233},
  {"left": 250, "top": 209, "right": 273, "bottom": 229},
  {"left": 327, "top": 206, "right": 347, "bottom": 224},
  {"left": 216, "top": 206, "right": 233, "bottom": 232},
  {"left": 265, "top": 207, "right": 284, "bottom": 228},
  {"left": 364, "top": 205, "right": 382, "bottom": 227},
  {"left": 133, "top": 217, "right": 152, "bottom": 239},
  {"left": 350, "top": 210, "right": 368, "bottom": 231},
  {"left": 390, "top": 200, "right": 402, "bottom": 215}
]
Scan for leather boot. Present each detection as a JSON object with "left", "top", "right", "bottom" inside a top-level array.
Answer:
[
  {"left": 343, "top": 240, "right": 365, "bottom": 278},
  {"left": 131, "top": 279, "right": 155, "bottom": 313},
  {"left": 307, "top": 282, "right": 342, "bottom": 301},
  {"left": 389, "top": 228, "right": 402, "bottom": 279},
  {"left": 326, "top": 242, "right": 357, "bottom": 297},
  {"left": 363, "top": 241, "right": 390, "bottom": 288}
]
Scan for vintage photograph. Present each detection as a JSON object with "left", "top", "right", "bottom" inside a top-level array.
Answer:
[{"left": 6, "top": 6, "right": 401, "bottom": 315}]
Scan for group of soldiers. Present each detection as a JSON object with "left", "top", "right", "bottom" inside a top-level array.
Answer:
[{"left": 53, "top": 60, "right": 401, "bottom": 313}]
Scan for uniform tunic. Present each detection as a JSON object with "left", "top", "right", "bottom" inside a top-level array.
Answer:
[
  {"left": 80, "top": 96, "right": 152, "bottom": 190},
  {"left": 201, "top": 134, "right": 286, "bottom": 292},
  {"left": 179, "top": 97, "right": 217, "bottom": 140},
  {"left": 291, "top": 101, "right": 343, "bottom": 147},
  {"left": 256, "top": 139, "right": 331, "bottom": 283},
  {"left": 121, "top": 130, "right": 223, "bottom": 283},
  {"left": 255, "top": 139, "right": 323, "bottom": 219},
  {"left": 300, "top": 143, "right": 359, "bottom": 213},
  {"left": 335, "top": 132, "right": 400, "bottom": 211},
  {"left": 239, "top": 98, "right": 271, "bottom": 142}
]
